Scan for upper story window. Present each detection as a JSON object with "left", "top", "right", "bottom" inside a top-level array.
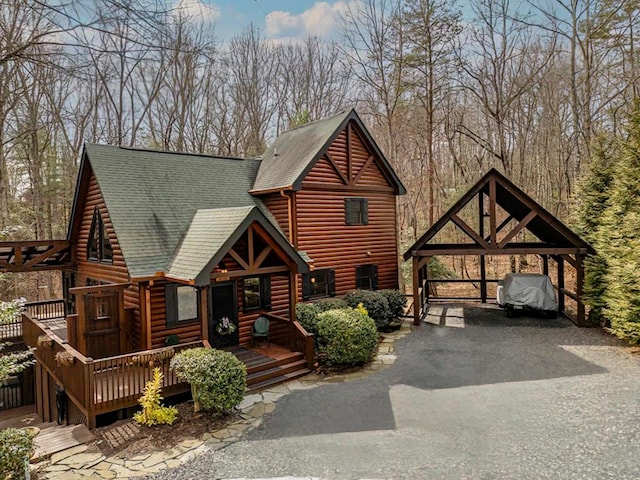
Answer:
[
  {"left": 356, "top": 264, "right": 378, "bottom": 290},
  {"left": 166, "top": 284, "right": 198, "bottom": 327},
  {"left": 302, "top": 269, "right": 336, "bottom": 300},
  {"left": 243, "top": 276, "right": 272, "bottom": 312},
  {"left": 87, "top": 207, "right": 113, "bottom": 263},
  {"left": 345, "top": 198, "right": 368, "bottom": 225}
]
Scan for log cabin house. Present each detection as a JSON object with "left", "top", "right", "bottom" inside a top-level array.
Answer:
[{"left": 0, "top": 108, "right": 405, "bottom": 427}]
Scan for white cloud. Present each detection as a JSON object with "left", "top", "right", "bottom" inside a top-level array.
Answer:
[
  {"left": 174, "top": 0, "right": 220, "bottom": 22},
  {"left": 266, "top": 1, "right": 359, "bottom": 39}
]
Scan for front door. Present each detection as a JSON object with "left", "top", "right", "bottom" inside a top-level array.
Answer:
[{"left": 209, "top": 282, "right": 239, "bottom": 349}]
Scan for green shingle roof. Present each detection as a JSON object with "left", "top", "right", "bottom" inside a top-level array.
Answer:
[
  {"left": 252, "top": 108, "right": 406, "bottom": 194},
  {"left": 79, "top": 144, "right": 301, "bottom": 281},
  {"left": 252, "top": 110, "right": 351, "bottom": 192}
]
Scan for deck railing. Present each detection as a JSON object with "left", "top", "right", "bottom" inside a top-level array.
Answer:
[
  {"left": 264, "top": 313, "right": 315, "bottom": 369},
  {"left": 24, "top": 299, "right": 65, "bottom": 321},
  {"left": 0, "top": 317, "right": 23, "bottom": 341},
  {"left": 22, "top": 310, "right": 206, "bottom": 428}
]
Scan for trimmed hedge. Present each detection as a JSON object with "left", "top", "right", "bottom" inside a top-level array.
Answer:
[
  {"left": 316, "top": 308, "right": 378, "bottom": 366},
  {"left": 343, "top": 290, "right": 391, "bottom": 329},
  {"left": 171, "top": 348, "right": 246, "bottom": 415},
  {"left": 295, "top": 303, "right": 321, "bottom": 336}
]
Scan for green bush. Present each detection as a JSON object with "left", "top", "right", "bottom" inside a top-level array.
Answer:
[
  {"left": 171, "top": 348, "right": 246, "bottom": 415},
  {"left": 316, "top": 308, "right": 378, "bottom": 366},
  {"left": 378, "top": 289, "right": 406, "bottom": 321},
  {"left": 314, "top": 298, "right": 349, "bottom": 312},
  {"left": 0, "top": 428, "right": 34, "bottom": 479},
  {"left": 295, "top": 302, "right": 321, "bottom": 335},
  {"left": 343, "top": 290, "right": 391, "bottom": 329}
]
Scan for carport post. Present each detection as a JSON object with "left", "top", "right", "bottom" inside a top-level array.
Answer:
[
  {"left": 413, "top": 255, "right": 420, "bottom": 325},
  {"left": 557, "top": 256, "right": 565, "bottom": 313},
  {"left": 576, "top": 255, "right": 585, "bottom": 326},
  {"left": 542, "top": 255, "right": 549, "bottom": 275}
]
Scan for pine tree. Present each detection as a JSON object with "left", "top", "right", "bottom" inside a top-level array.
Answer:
[
  {"left": 599, "top": 102, "right": 640, "bottom": 343},
  {"left": 571, "top": 138, "right": 616, "bottom": 324}
]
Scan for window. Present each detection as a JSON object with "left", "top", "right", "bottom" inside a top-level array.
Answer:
[
  {"left": 243, "top": 276, "right": 271, "bottom": 312},
  {"left": 87, "top": 207, "right": 113, "bottom": 263},
  {"left": 356, "top": 264, "right": 378, "bottom": 290},
  {"left": 345, "top": 198, "right": 368, "bottom": 225},
  {"left": 166, "top": 284, "right": 198, "bottom": 326},
  {"left": 302, "top": 269, "right": 336, "bottom": 300}
]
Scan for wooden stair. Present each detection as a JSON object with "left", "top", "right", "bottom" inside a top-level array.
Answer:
[{"left": 226, "top": 346, "right": 312, "bottom": 393}]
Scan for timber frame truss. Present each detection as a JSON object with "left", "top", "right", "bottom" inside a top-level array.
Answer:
[
  {"left": 404, "top": 169, "right": 594, "bottom": 327},
  {"left": 0, "top": 240, "right": 72, "bottom": 272}
]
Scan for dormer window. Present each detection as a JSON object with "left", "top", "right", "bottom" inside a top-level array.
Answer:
[{"left": 87, "top": 207, "right": 113, "bottom": 263}]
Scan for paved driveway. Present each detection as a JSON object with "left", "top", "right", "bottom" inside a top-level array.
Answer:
[{"left": 150, "top": 305, "right": 640, "bottom": 479}]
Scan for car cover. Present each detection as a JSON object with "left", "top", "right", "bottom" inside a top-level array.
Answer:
[{"left": 503, "top": 273, "right": 557, "bottom": 311}]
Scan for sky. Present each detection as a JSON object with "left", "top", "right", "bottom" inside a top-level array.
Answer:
[{"left": 176, "top": 0, "right": 361, "bottom": 42}]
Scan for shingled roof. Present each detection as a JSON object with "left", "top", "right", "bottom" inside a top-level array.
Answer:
[
  {"left": 252, "top": 108, "right": 406, "bottom": 194},
  {"left": 69, "top": 144, "right": 303, "bottom": 281}
]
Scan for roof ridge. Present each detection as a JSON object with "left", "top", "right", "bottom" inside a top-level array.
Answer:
[
  {"left": 87, "top": 143, "right": 247, "bottom": 162},
  {"left": 280, "top": 108, "right": 353, "bottom": 134}
]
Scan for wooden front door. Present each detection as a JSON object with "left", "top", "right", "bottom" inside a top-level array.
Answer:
[
  {"left": 84, "top": 291, "right": 120, "bottom": 358},
  {"left": 209, "top": 282, "right": 239, "bottom": 349}
]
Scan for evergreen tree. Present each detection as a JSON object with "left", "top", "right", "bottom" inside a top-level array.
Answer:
[
  {"left": 599, "top": 103, "right": 640, "bottom": 343},
  {"left": 571, "top": 138, "right": 616, "bottom": 324}
]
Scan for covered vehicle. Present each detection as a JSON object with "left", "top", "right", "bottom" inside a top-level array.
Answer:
[{"left": 498, "top": 273, "right": 557, "bottom": 318}]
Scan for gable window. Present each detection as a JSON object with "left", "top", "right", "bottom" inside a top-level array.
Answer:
[
  {"left": 356, "top": 264, "right": 378, "bottom": 290},
  {"left": 302, "top": 269, "right": 336, "bottom": 300},
  {"left": 345, "top": 198, "right": 368, "bottom": 225},
  {"left": 87, "top": 207, "right": 113, "bottom": 263},
  {"left": 166, "top": 284, "right": 198, "bottom": 327},
  {"left": 243, "top": 276, "right": 272, "bottom": 312}
]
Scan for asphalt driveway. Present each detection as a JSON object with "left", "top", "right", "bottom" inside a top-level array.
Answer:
[{"left": 150, "top": 304, "right": 640, "bottom": 479}]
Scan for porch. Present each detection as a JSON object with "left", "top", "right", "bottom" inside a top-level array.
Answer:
[{"left": 20, "top": 300, "right": 313, "bottom": 428}]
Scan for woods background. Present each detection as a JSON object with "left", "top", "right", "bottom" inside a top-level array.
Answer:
[{"left": 1, "top": 0, "right": 638, "bottom": 303}]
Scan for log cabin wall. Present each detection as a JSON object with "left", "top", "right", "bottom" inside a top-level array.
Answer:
[
  {"left": 292, "top": 121, "right": 400, "bottom": 296},
  {"left": 74, "top": 172, "right": 141, "bottom": 350},
  {"left": 146, "top": 279, "right": 203, "bottom": 349}
]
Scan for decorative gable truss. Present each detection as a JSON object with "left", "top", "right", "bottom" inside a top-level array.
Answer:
[{"left": 303, "top": 121, "right": 396, "bottom": 192}]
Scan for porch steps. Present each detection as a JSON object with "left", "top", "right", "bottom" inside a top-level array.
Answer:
[
  {"left": 247, "top": 367, "right": 312, "bottom": 392},
  {"left": 224, "top": 346, "right": 313, "bottom": 392}
]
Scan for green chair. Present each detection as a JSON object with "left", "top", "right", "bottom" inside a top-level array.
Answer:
[{"left": 252, "top": 316, "right": 270, "bottom": 347}]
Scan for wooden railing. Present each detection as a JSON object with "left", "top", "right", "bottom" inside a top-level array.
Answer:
[
  {"left": 0, "top": 317, "right": 22, "bottom": 341},
  {"left": 264, "top": 313, "right": 315, "bottom": 369},
  {"left": 22, "top": 310, "right": 206, "bottom": 428},
  {"left": 25, "top": 299, "right": 65, "bottom": 321}
]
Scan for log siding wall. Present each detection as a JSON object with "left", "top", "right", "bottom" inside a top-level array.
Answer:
[
  {"left": 289, "top": 120, "right": 401, "bottom": 297},
  {"left": 74, "top": 173, "right": 141, "bottom": 349}
]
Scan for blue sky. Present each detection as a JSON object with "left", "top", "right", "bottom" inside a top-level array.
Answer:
[{"left": 178, "top": 0, "right": 359, "bottom": 42}]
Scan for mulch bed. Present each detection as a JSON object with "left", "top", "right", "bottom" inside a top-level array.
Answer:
[{"left": 92, "top": 401, "right": 238, "bottom": 458}]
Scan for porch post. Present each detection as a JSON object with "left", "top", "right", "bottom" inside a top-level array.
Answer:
[
  {"left": 413, "top": 255, "right": 420, "bottom": 325},
  {"left": 199, "top": 287, "right": 209, "bottom": 342},
  {"left": 289, "top": 271, "right": 297, "bottom": 321},
  {"left": 557, "top": 256, "right": 565, "bottom": 315}
]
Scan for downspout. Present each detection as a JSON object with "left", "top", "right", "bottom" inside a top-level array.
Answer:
[{"left": 281, "top": 189, "right": 300, "bottom": 315}]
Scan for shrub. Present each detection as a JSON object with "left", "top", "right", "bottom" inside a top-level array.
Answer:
[
  {"left": 295, "top": 302, "right": 321, "bottom": 335},
  {"left": 171, "top": 348, "right": 246, "bottom": 415},
  {"left": 0, "top": 428, "right": 34, "bottom": 479},
  {"left": 343, "top": 290, "right": 391, "bottom": 329},
  {"left": 316, "top": 308, "right": 378, "bottom": 367},
  {"left": 133, "top": 368, "right": 178, "bottom": 426},
  {"left": 378, "top": 289, "right": 406, "bottom": 322},
  {"left": 314, "top": 298, "right": 349, "bottom": 312}
]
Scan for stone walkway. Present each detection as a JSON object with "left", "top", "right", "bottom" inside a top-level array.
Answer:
[{"left": 34, "top": 322, "right": 411, "bottom": 479}]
